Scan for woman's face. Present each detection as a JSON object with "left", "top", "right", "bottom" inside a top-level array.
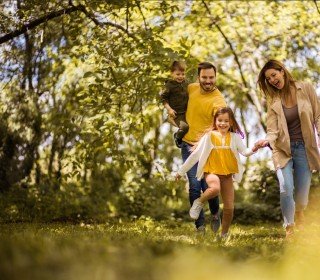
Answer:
[{"left": 265, "top": 68, "right": 285, "bottom": 90}]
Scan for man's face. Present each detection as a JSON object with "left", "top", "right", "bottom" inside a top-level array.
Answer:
[{"left": 199, "top": 68, "right": 216, "bottom": 92}]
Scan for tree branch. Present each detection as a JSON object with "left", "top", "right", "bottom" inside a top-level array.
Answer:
[
  {"left": 202, "top": 1, "right": 266, "bottom": 131},
  {"left": 314, "top": 0, "right": 320, "bottom": 14},
  {"left": 0, "top": 4, "right": 137, "bottom": 45}
]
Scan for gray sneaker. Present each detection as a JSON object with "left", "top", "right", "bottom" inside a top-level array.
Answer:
[
  {"left": 210, "top": 212, "right": 221, "bottom": 233},
  {"left": 189, "top": 198, "right": 204, "bottom": 220}
]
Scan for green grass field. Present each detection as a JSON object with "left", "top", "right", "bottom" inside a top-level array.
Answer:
[{"left": 1, "top": 218, "right": 320, "bottom": 280}]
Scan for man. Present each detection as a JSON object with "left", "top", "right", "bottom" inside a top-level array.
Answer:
[{"left": 181, "top": 62, "right": 226, "bottom": 233}]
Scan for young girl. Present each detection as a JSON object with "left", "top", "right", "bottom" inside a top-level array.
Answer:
[{"left": 176, "top": 107, "right": 258, "bottom": 238}]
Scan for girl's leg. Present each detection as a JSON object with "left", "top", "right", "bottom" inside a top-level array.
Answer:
[
  {"left": 189, "top": 174, "right": 220, "bottom": 221},
  {"left": 200, "top": 173, "right": 220, "bottom": 203},
  {"left": 219, "top": 175, "right": 234, "bottom": 235}
]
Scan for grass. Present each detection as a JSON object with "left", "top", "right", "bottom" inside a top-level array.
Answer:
[{"left": 2, "top": 217, "right": 320, "bottom": 280}]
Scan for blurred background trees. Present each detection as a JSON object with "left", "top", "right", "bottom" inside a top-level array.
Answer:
[{"left": 0, "top": 0, "right": 319, "bottom": 222}]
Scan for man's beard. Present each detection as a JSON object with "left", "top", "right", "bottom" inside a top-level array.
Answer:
[{"left": 200, "top": 82, "right": 215, "bottom": 92}]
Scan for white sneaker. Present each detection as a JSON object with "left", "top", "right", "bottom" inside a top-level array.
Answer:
[{"left": 189, "top": 198, "right": 204, "bottom": 220}]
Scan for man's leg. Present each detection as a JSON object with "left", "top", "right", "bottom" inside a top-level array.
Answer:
[{"left": 181, "top": 141, "right": 205, "bottom": 229}]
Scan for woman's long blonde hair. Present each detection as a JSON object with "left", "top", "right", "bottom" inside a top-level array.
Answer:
[{"left": 257, "top": 59, "right": 296, "bottom": 101}]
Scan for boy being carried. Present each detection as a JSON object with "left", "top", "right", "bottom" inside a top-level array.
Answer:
[{"left": 160, "top": 61, "right": 189, "bottom": 148}]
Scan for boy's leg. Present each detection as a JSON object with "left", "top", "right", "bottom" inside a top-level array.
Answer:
[
  {"left": 167, "top": 115, "right": 178, "bottom": 127},
  {"left": 175, "top": 114, "right": 189, "bottom": 140},
  {"left": 219, "top": 175, "right": 234, "bottom": 235}
]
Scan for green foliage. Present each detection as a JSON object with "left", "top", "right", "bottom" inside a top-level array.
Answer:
[
  {"left": 235, "top": 160, "right": 281, "bottom": 224},
  {"left": 0, "top": 0, "right": 320, "bottom": 221}
]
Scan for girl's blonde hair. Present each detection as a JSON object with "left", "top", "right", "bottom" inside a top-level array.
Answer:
[{"left": 257, "top": 59, "right": 296, "bottom": 101}]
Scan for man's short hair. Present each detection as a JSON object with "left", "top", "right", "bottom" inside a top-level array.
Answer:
[{"left": 197, "top": 62, "right": 216, "bottom": 75}]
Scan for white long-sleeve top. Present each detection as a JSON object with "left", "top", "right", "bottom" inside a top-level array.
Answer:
[{"left": 177, "top": 131, "right": 255, "bottom": 183}]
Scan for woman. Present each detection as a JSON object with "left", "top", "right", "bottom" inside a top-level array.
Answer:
[{"left": 255, "top": 59, "right": 320, "bottom": 238}]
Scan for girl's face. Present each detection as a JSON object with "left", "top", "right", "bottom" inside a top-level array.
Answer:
[
  {"left": 215, "top": 113, "right": 231, "bottom": 134},
  {"left": 265, "top": 68, "right": 285, "bottom": 90}
]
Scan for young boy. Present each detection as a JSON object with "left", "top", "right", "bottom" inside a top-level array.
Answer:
[{"left": 160, "top": 61, "right": 189, "bottom": 148}]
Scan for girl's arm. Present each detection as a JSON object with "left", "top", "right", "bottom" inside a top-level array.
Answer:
[
  {"left": 234, "top": 133, "right": 256, "bottom": 157},
  {"left": 177, "top": 133, "right": 209, "bottom": 176}
]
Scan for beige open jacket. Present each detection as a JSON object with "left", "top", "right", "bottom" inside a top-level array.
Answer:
[{"left": 266, "top": 81, "right": 320, "bottom": 171}]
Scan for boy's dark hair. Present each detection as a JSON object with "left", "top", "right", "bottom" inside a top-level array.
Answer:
[
  {"left": 197, "top": 62, "right": 216, "bottom": 76},
  {"left": 170, "top": 61, "right": 186, "bottom": 72}
]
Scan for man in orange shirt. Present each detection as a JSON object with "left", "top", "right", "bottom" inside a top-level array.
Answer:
[{"left": 181, "top": 62, "right": 226, "bottom": 233}]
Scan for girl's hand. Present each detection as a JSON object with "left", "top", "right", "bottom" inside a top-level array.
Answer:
[
  {"left": 252, "top": 146, "right": 259, "bottom": 153},
  {"left": 175, "top": 173, "right": 181, "bottom": 181}
]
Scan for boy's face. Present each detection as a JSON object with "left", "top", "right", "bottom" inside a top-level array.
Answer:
[{"left": 171, "top": 69, "right": 185, "bottom": 83}]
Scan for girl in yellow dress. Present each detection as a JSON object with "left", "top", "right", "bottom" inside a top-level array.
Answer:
[{"left": 176, "top": 107, "right": 259, "bottom": 238}]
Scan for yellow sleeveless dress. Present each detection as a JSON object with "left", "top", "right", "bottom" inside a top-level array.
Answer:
[{"left": 203, "top": 132, "right": 238, "bottom": 175}]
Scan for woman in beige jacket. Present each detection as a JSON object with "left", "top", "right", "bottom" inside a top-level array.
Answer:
[{"left": 255, "top": 60, "right": 320, "bottom": 238}]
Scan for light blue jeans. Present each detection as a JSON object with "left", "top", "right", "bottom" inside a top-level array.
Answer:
[{"left": 277, "top": 141, "right": 312, "bottom": 227}]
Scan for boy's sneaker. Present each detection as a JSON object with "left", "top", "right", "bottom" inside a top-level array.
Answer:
[
  {"left": 173, "top": 132, "right": 182, "bottom": 148},
  {"left": 189, "top": 198, "right": 204, "bottom": 220},
  {"left": 210, "top": 212, "right": 221, "bottom": 233}
]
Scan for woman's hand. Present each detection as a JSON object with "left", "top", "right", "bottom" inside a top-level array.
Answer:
[
  {"left": 175, "top": 173, "right": 181, "bottom": 181},
  {"left": 253, "top": 139, "right": 269, "bottom": 151}
]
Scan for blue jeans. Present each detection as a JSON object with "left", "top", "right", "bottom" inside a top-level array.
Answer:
[
  {"left": 277, "top": 141, "right": 312, "bottom": 227},
  {"left": 181, "top": 141, "right": 220, "bottom": 228}
]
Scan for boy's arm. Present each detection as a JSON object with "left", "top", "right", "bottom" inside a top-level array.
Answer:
[
  {"left": 160, "top": 85, "right": 176, "bottom": 118},
  {"left": 163, "top": 102, "right": 176, "bottom": 118}
]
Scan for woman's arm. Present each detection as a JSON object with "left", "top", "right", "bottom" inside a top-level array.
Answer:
[
  {"left": 306, "top": 82, "right": 320, "bottom": 135},
  {"left": 265, "top": 107, "right": 279, "bottom": 149}
]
